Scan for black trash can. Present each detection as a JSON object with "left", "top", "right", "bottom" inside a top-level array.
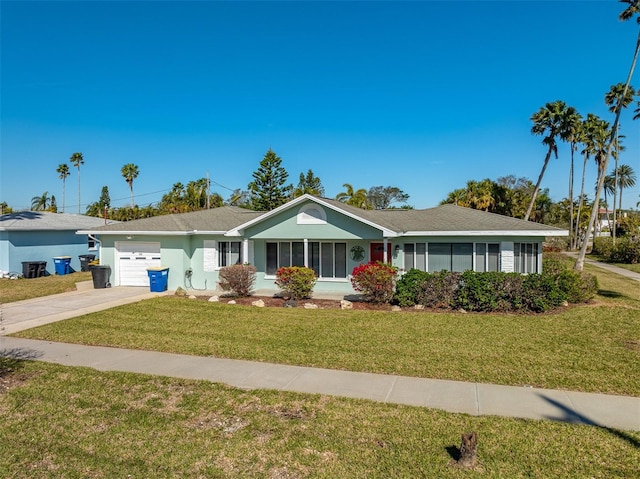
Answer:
[
  {"left": 21, "top": 261, "right": 39, "bottom": 278},
  {"left": 79, "top": 254, "right": 96, "bottom": 272},
  {"left": 35, "top": 261, "right": 47, "bottom": 277},
  {"left": 91, "top": 265, "right": 111, "bottom": 289}
]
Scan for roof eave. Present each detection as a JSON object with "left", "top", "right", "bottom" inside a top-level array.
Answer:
[
  {"left": 76, "top": 230, "right": 194, "bottom": 236},
  {"left": 402, "top": 230, "right": 569, "bottom": 237}
]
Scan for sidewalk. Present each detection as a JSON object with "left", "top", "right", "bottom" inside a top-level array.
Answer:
[
  {"left": 563, "top": 252, "right": 640, "bottom": 282},
  {"left": 1, "top": 280, "right": 639, "bottom": 432}
]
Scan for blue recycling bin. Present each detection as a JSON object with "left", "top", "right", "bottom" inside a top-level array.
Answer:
[
  {"left": 147, "top": 267, "right": 169, "bottom": 292},
  {"left": 53, "top": 256, "right": 72, "bottom": 275}
]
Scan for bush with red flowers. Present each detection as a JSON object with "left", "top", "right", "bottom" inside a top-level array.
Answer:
[
  {"left": 350, "top": 261, "right": 398, "bottom": 304},
  {"left": 275, "top": 266, "right": 317, "bottom": 300}
]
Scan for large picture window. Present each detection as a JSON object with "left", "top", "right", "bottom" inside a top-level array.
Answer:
[
  {"left": 426, "top": 243, "right": 473, "bottom": 273},
  {"left": 405, "top": 242, "right": 497, "bottom": 273},
  {"left": 218, "top": 241, "right": 242, "bottom": 267},
  {"left": 266, "top": 241, "right": 347, "bottom": 278}
]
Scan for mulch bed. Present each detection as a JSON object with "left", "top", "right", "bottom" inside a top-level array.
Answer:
[{"left": 190, "top": 294, "right": 397, "bottom": 311}]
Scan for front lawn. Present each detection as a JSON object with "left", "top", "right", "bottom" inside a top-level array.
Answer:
[
  {"left": 0, "top": 271, "right": 92, "bottom": 303},
  {"left": 1, "top": 362, "right": 638, "bottom": 478},
  {"left": 13, "top": 266, "right": 640, "bottom": 397}
]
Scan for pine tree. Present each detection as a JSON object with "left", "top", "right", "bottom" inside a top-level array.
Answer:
[{"left": 248, "top": 149, "right": 292, "bottom": 211}]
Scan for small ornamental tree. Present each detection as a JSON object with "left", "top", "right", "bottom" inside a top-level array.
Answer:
[
  {"left": 350, "top": 261, "right": 398, "bottom": 304},
  {"left": 218, "top": 264, "right": 257, "bottom": 297},
  {"left": 275, "top": 266, "right": 317, "bottom": 300}
]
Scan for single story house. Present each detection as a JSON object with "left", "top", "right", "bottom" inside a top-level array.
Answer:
[
  {"left": 0, "top": 211, "right": 116, "bottom": 275},
  {"left": 79, "top": 195, "right": 568, "bottom": 295}
]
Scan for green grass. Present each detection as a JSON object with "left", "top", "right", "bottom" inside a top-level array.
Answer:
[
  {"left": 0, "top": 271, "right": 92, "bottom": 303},
  {"left": 1, "top": 361, "right": 638, "bottom": 478},
  {"left": 13, "top": 269, "right": 640, "bottom": 396}
]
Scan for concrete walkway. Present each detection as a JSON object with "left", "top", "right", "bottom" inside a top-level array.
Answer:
[
  {"left": 563, "top": 251, "right": 640, "bottom": 282},
  {"left": 1, "top": 279, "right": 639, "bottom": 432}
]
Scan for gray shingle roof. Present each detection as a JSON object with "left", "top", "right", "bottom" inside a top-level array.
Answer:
[
  {"left": 76, "top": 197, "right": 566, "bottom": 236},
  {"left": 0, "top": 212, "right": 118, "bottom": 231},
  {"left": 85, "top": 206, "right": 263, "bottom": 233},
  {"left": 317, "top": 198, "right": 563, "bottom": 234}
]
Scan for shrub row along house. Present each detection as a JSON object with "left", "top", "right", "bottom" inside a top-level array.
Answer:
[{"left": 79, "top": 195, "right": 568, "bottom": 295}]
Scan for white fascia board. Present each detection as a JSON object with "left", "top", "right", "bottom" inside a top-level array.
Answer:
[
  {"left": 402, "top": 230, "right": 569, "bottom": 237},
  {"left": 226, "top": 194, "right": 398, "bottom": 237},
  {"left": 75, "top": 230, "right": 192, "bottom": 236}
]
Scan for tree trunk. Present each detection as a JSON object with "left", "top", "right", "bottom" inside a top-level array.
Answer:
[
  {"left": 524, "top": 147, "right": 553, "bottom": 221},
  {"left": 576, "top": 31, "right": 639, "bottom": 271},
  {"left": 457, "top": 431, "right": 478, "bottom": 468}
]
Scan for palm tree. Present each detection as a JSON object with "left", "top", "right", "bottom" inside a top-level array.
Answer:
[
  {"left": 31, "top": 192, "right": 51, "bottom": 211},
  {"left": 604, "top": 82, "right": 636, "bottom": 243},
  {"left": 336, "top": 183, "right": 371, "bottom": 209},
  {"left": 56, "top": 164, "right": 70, "bottom": 213},
  {"left": 69, "top": 152, "right": 84, "bottom": 214},
  {"left": 615, "top": 164, "right": 637, "bottom": 211},
  {"left": 603, "top": 174, "right": 616, "bottom": 231},
  {"left": 562, "top": 109, "right": 583, "bottom": 248},
  {"left": 575, "top": 0, "right": 640, "bottom": 271},
  {"left": 525, "top": 101, "right": 576, "bottom": 221},
  {"left": 121, "top": 163, "right": 140, "bottom": 207}
]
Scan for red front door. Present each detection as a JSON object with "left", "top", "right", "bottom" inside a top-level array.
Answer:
[{"left": 370, "top": 243, "right": 392, "bottom": 263}]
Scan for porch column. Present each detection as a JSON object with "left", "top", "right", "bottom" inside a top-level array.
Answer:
[
  {"left": 303, "top": 238, "right": 309, "bottom": 267},
  {"left": 383, "top": 238, "right": 388, "bottom": 263},
  {"left": 242, "top": 239, "right": 249, "bottom": 265}
]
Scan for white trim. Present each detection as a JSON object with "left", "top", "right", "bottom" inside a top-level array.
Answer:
[
  {"left": 226, "top": 194, "right": 398, "bottom": 237},
  {"left": 77, "top": 230, "right": 226, "bottom": 236},
  {"left": 403, "top": 230, "right": 567, "bottom": 237}
]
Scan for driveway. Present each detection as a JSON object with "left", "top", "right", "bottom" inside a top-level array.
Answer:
[{"left": 1, "top": 285, "right": 163, "bottom": 335}]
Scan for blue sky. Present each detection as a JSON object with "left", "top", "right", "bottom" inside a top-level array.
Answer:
[{"left": 2, "top": 0, "right": 639, "bottom": 212}]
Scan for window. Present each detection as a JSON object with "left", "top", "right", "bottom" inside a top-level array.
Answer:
[
  {"left": 514, "top": 242, "right": 538, "bottom": 274},
  {"left": 427, "top": 243, "right": 473, "bottom": 273},
  {"left": 403, "top": 243, "right": 426, "bottom": 271},
  {"left": 267, "top": 241, "right": 347, "bottom": 278},
  {"left": 297, "top": 204, "right": 327, "bottom": 224},
  {"left": 218, "top": 241, "right": 242, "bottom": 267},
  {"left": 475, "top": 243, "right": 500, "bottom": 272},
  {"left": 88, "top": 237, "right": 98, "bottom": 251}
]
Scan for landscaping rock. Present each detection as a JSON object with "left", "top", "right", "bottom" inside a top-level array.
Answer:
[
  {"left": 340, "top": 300, "right": 353, "bottom": 310},
  {"left": 189, "top": 295, "right": 197, "bottom": 300},
  {"left": 303, "top": 303, "right": 318, "bottom": 309},
  {"left": 284, "top": 300, "right": 297, "bottom": 308},
  {"left": 208, "top": 296, "right": 219, "bottom": 302},
  {"left": 227, "top": 300, "right": 236, "bottom": 305},
  {"left": 414, "top": 304, "right": 424, "bottom": 310},
  {"left": 391, "top": 305, "right": 402, "bottom": 312},
  {"left": 252, "top": 299, "right": 265, "bottom": 307}
]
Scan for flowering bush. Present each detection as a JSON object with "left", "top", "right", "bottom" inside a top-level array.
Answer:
[
  {"left": 350, "top": 261, "right": 398, "bottom": 304},
  {"left": 275, "top": 266, "right": 317, "bottom": 300},
  {"left": 218, "top": 264, "right": 256, "bottom": 297}
]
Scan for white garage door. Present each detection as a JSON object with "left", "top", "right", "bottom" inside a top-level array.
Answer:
[{"left": 116, "top": 242, "right": 161, "bottom": 286}]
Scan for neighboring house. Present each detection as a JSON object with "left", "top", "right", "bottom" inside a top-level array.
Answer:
[
  {"left": 0, "top": 211, "right": 115, "bottom": 275},
  {"left": 79, "top": 195, "right": 568, "bottom": 295}
]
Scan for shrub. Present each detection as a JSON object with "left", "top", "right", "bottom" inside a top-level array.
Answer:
[
  {"left": 521, "top": 274, "right": 565, "bottom": 312},
  {"left": 592, "top": 237, "right": 614, "bottom": 257},
  {"left": 417, "top": 270, "right": 462, "bottom": 308},
  {"left": 394, "top": 269, "right": 429, "bottom": 306},
  {"left": 555, "top": 269, "right": 598, "bottom": 303},
  {"left": 608, "top": 236, "right": 640, "bottom": 264},
  {"left": 351, "top": 261, "right": 398, "bottom": 304},
  {"left": 218, "top": 264, "right": 257, "bottom": 297},
  {"left": 453, "top": 271, "right": 524, "bottom": 312},
  {"left": 275, "top": 266, "right": 317, "bottom": 300}
]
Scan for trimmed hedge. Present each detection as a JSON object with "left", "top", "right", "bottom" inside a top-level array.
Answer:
[{"left": 393, "top": 263, "right": 597, "bottom": 313}]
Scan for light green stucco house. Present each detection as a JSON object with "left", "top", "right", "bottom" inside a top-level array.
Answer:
[{"left": 78, "top": 194, "right": 568, "bottom": 295}]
